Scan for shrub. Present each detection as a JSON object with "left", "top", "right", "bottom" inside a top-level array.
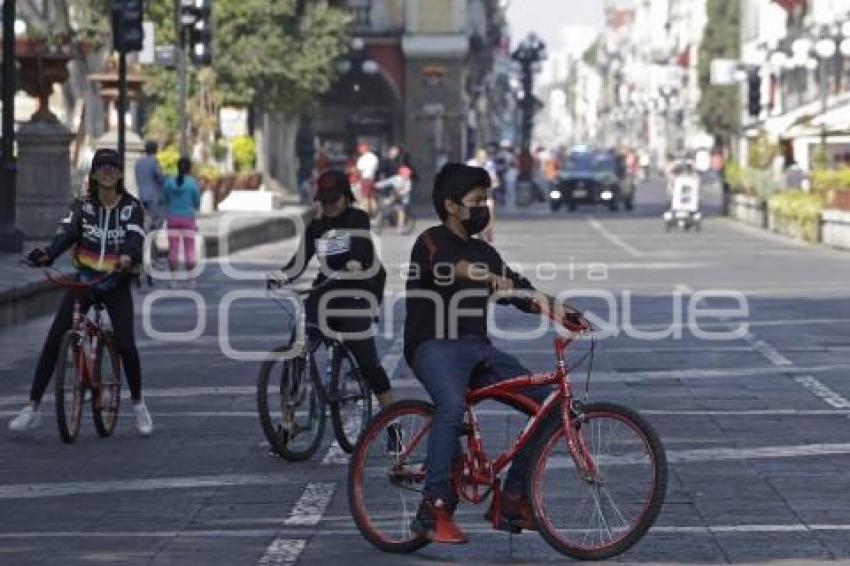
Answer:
[
  {"left": 157, "top": 147, "right": 180, "bottom": 177},
  {"left": 769, "top": 190, "right": 823, "bottom": 242},
  {"left": 231, "top": 136, "right": 256, "bottom": 172},
  {"left": 810, "top": 168, "right": 850, "bottom": 194}
]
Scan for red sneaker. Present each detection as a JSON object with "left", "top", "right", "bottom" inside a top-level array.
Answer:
[
  {"left": 410, "top": 499, "right": 468, "bottom": 544},
  {"left": 484, "top": 491, "right": 538, "bottom": 532}
]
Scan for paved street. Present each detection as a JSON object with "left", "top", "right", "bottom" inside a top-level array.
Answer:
[{"left": 3, "top": 179, "right": 850, "bottom": 565}]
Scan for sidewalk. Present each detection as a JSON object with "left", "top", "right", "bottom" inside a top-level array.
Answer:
[{"left": 0, "top": 207, "right": 312, "bottom": 329}]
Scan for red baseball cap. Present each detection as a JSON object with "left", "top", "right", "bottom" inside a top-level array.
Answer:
[{"left": 315, "top": 170, "right": 350, "bottom": 202}]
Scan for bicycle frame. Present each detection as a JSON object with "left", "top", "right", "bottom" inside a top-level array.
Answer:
[
  {"left": 392, "top": 331, "right": 599, "bottom": 509},
  {"left": 43, "top": 268, "right": 111, "bottom": 398}
]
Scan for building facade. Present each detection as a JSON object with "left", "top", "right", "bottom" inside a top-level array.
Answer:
[
  {"left": 741, "top": 0, "right": 850, "bottom": 173},
  {"left": 319, "top": 0, "right": 508, "bottom": 201}
]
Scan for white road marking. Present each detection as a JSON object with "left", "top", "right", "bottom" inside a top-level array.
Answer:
[
  {"left": 256, "top": 539, "right": 306, "bottom": 565},
  {"left": 384, "top": 362, "right": 850, "bottom": 385},
  {"left": 743, "top": 332, "right": 793, "bottom": 366},
  {"left": 739, "top": 326, "right": 850, "bottom": 410},
  {"left": 793, "top": 375, "right": 850, "bottom": 409},
  {"left": 8, "top": 523, "right": 850, "bottom": 540},
  {"left": 587, "top": 217, "right": 644, "bottom": 257},
  {"left": 0, "top": 473, "right": 296, "bottom": 500},
  {"left": 258, "top": 483, "right": 334, "bottom": 564},
  {"left": 1, "top": 441, "right": 848, "bottom": 503},
  {"left": 282, "top": 483, "right": 335, "bottom": 527}
]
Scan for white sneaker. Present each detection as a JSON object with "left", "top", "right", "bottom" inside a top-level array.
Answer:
[
  {"left": 8, "top": 405, "right": 41, "bottom": 432},
  {"left": 133, "top": 401, "right": 153, "bottom": 436}
]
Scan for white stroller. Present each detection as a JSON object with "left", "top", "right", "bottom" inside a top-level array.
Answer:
[{"left": 664, "top": 175, "right": 702, "bottom": 232}]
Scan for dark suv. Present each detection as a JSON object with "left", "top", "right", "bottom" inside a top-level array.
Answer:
[{"left": 550, "top": 149, "right": 633, "bottom": 211}]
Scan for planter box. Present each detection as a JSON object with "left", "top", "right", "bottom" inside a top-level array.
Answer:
[
  {"left": 217, "top": 189, "right": 281, "bottom": 212},
  {"left": 768, "top": 211, "right": 821, "bottom": 243},
  {"left": 730, "top": 194, "right": 766, "bottom": 228},
  {"left": 822, "top": 208, "right": 850, "bottom": 250}
]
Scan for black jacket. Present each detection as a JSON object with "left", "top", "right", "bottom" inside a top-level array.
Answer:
[
  {"left": 282, "top": 207, "right": 386, "bottom": 303},
  {"left": 45, "top": 192, "right": 146, "bottom": 274}
]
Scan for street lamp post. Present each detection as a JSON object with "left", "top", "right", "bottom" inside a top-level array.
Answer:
[
  {"left": 1, "top": 0, "right": 24, "bottom": 252},
  {"left": 511, "top": 33, "right": 546, "bottom": 174}
]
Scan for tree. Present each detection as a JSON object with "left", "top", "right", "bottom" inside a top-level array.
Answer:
[
  {"left": 214, "top": 0, "right": 350, "bottom": 189},
  {"left": 697, "top": 0, "right": 741, "bottom": 149}
]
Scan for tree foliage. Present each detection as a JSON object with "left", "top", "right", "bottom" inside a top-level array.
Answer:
[
  {"left": 697, "top": 0, "right": 741, "bottom": 145},
  {"left": 214, "top": 0, "right": 351, "bottom": 113}
]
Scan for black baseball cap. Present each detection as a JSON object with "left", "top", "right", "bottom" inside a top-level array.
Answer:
[
  {"left": 92, "top": 148, "right": 121, "bottom": 170},
  {"left": 315, "top": 169, "right": 350, "bottom": 202}
]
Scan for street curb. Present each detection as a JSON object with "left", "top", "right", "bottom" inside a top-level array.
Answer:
[
  {"left": 201, "top": 208, "right": 314, "bottom": 259},
  {"left": 0, "top": 208, "right": 314, "bottom": 330}
]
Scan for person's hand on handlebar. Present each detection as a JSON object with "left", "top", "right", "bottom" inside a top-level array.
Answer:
[
  {"left": 345, "top": 260, "right": 363, "bottom": 273},
  {"left": 114, "top": 254, "right": 132, "bottom": 273},
  {"left": 267, "top": 271, "right": 289, "bottom": 290},
  {"left": 538, "top": 297, "right": 591, "bottom": 332},
  {"left": 24, "top": 248, "right": 49, "bottom": 268}
]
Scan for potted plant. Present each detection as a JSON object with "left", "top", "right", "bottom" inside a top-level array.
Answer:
[{"left": 13, "top": 33, "right": 72, "bottom": 123}]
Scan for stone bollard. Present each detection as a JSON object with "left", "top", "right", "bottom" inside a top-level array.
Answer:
[{"left": 16, "top": 120, "right": 76, "bottom": 239}]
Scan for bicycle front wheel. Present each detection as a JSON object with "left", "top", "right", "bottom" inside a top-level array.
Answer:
[
  {"left": 256, "top": 347, "right": 326, "bottom": 462},
  {"left": 328, "top": 345, "right": 372, "bottom": 453},
  {"left": 55, "top": 331, "right": 84, "bottom": 444},
  {"left": 530, "top": 402, "right": 667, "bottom": 560},
  {"left": 92, "top": 333, "right": 121, "bottom": 438},
  {"left": 348, "top": 400, "right": 432, "bottom": 554}
]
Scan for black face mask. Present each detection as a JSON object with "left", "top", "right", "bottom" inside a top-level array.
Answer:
[{"left": 461, "top": 205, "right": 490, "bottom": 235}]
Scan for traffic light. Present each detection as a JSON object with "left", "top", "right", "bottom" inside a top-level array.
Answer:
[
  {"left": 747, "top": 71, "right": 762, "bottom": 118},
  {"left": 180, "top": 0, "right": 213, "bottom": 67},
  {"left": 111, "top": 0, "right": 144, "bottom": 53}
]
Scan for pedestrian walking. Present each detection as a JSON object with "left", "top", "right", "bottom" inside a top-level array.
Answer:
[
  {"left": 356, "top": 143, "right": 379, "bottom": 216},
  {"left": 135, "top": 141, "right": 165, "bottom": 229},
  {"left": 163, "top": 157, "right": 201, "bottom": 288}
]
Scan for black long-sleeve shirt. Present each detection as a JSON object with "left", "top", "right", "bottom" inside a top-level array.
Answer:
[
  {"left": 282, "top": 207, "right": 385, "bottom": 299},
  {"left": 404, "top": 224, "right": 537, "bottom": 365}
]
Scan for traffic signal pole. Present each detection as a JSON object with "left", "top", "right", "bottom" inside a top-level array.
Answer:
[
  {"left": 1, "top": 0, "right": 24, "bottom": 252},
  {"left": 118, "top": 50, "right": 127, "bottom": 170},
  {"left": 178, "top": 26, "right": 188, "bottom": 157}
]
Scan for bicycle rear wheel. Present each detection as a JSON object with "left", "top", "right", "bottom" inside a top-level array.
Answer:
[
  {"left": 328, "top": 345, "right": 372, "bottom": 453},
  {"left": 348, "top": 400, "right": 433, "bottom": 554},
  {"left": 530, "top": 402, "right": 667, "bottom": 560},
  {"left": 55, "top": 331, "right": 84, "bottom": 444},
  {"left": 256, "top": 347, "right": 326, "bottom": 461},
  {"left": 92, "top": 333, "right": 121, "bottom": 438}
]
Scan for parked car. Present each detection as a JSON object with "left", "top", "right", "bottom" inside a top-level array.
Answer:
[{"left": 550, "top": 148, "right": 634, "bottom": 211}]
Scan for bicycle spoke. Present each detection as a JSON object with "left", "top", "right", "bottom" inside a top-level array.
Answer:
[{"left": 533, "top": 404, "right": 664, "bottom": 559}]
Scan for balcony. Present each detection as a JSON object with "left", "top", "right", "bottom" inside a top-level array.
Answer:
[{"left": 345, "top": 0, "right": 405, "bottom": 36}]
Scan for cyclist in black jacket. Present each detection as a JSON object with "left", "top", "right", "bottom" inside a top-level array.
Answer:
[
  {"left": 9, "top": 148, "right": 153, "bottom": 436},
  {"left": 277, "top": 169, "right": 395, "bottom": 410}
]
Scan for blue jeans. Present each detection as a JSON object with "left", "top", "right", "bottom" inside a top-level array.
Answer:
[{"left": 411, "top": 336, "right": 557, "bottom": 502}]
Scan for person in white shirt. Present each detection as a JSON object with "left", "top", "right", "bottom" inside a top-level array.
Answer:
[
  {"left": 375, "top": 166, "right": 413, "bottom": 234},
  {"left": 356, "top": 143, "right": 379, "bottom": 216}
]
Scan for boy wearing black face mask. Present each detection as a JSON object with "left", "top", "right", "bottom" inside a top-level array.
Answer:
[{"left": 403, "top": 163, "right": 564, "bottom": 543}]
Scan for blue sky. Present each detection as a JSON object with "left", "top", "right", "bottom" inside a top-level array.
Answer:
[{"left": 506, "top": 0, "right": 605, "bottom": 51}]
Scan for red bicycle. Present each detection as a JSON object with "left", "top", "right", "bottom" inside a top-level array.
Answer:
[
  {"left": 348, "top": 311, "right": 667, "bottom": 560},
  {"left": 38, "top": 267, "right": 123, "bottom": 443}
]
